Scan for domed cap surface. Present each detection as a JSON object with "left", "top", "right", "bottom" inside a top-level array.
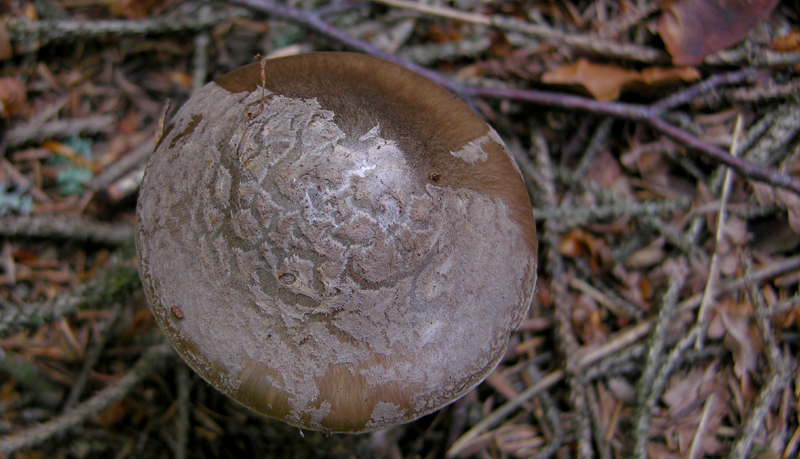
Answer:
[{"left": 136, "top": 52, "right": 537, "bottom": 433}]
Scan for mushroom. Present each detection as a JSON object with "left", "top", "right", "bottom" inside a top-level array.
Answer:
[{"left": 135, "top": 52, "right": 537, "bottom": 433}]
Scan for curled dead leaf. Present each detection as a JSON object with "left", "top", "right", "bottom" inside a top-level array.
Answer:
[
  {"left": 110, "top": 0, "right": 167, "bottom": 19},
  {"left": 639, "top": 66, "right": 701, "bottom": 86},
  {"left": 558, "top": 228, "right": 603, "bottom": 259},
  {"left": 0, "top": 77, "right": 27, "bottom": 117},
  {"left": 626, "top": 245, "right": 666, "bottom": 269},
  {"left": 585, "top": 151, "right": 633, "bottom": 196},
  {"left": 659, "top": 0, "right": 782, "bottom": 65},
  {"left": 779, "top": 188, "right": 800, "bottom": 233},
  {"left": 661, "top": 366, "right": 711, "bottom": 413},
  {"left": 558, "top": 228, "right": 608, "bottom": 272},
  {"left": 770, "top": 30, "right": 800, "bottom": 52},
  {"left": 717, "top": 299, "right": 760, "bottom": 380},
  {"left": 541, "top": 58, "right": 699, "bottom": 101},
  {"left": 542, "top": 58, "right": 638, "bottom": 101},
  {"left": 752, "top": 181, "right": 800, "bottom": 233},
  {"left": 0, "top": 22, "right": 12, "bottom": 61}
]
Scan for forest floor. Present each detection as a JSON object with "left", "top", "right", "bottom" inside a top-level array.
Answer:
[{"left": 0, "top": 1, "right": 799, "bottom": 458}]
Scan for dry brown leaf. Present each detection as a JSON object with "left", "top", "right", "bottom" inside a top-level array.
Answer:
[
  {"left": 558, "top": 228, "right": 604, "bottom": 272},
  {"left": 585, "top": 151, "right": 633, "bottom": 196},
  {"left": 10, "top": 450, "right": 45, "bottom": 459},
  {"left": 168, "top": 70, "right": 193, "bottom": 91},
  {"left": 662, "top": 366, "right": 706, "bottom": 412},
  {"left": 637, "top": 276, "right": 653, "bottom": 301},
  {"left": 607, "top": 377, "right": 636, "bottom": 403},
  {"left": 22, "top": 3, "right": 38, "bottom": 20},
  {"left": 659, "top": 0, "right": 782, "bottom": 65},
  {"left": 752, "top": 181, "right": 800, "bottom": 233},
  {"left": 427, "top": 23, "right": 463, "bottom": 44},
  {"left": 711, "top": 215, "right": 749, "bottom": 276},
  {"left": 0, "top": 21, "right": 12, "bottom": 61},
  {"left": 541, "top": 58, "right": 699, "bottom": 100},
  {"left": 639, "top": 66, "right": 701, "bottom": 86},
  {"left": 110, "top": 0, "right": 167, "bottom": 19},
  {"left": 92, "top": 400, "right": 130, "bottom": 428},
  {"left": 620, "top": 141, "right": 677, "bottom": 188},
  {"left": 716, "top": 299, "right": 760, "bottom": 380},
  {"left": 779, "top": 188, "right": 800, "bottom": 232},
  {"left": 558, "top": 228, "right": 593, "bottom": 258},
  {"left": 646, "top": 442, "right": 684, "bottom": 459},
  {"left": 626, "top": 245, "right": 666, "bottom": 269},
  {"left": 658, "top": 364, "right": 731, "bottom": 456},
  {"left": 0, "top": 77, "right": 27, "bottom": 117},
  {"left": 770, "top": 30, "right": 800, "bottom": 52},
  {"left": 494, "top": 424, "right": 545, "bottom": 457},
  {"left": 542, "top": 58, "right": 638, "bottom": 101},
  {"left": 573, "top": 293, "right": 606, "bottom": 345}
]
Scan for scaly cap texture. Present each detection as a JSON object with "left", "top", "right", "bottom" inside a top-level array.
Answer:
[{"left": 136, "top": 52, "right": 537, "bottom": 433}]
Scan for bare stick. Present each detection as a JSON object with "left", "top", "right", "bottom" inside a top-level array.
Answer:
[
  {"left": 0, "top": 215, "right": 133, "bottom": 245},
  {"left": 8, "top": 10, "right": 242, "bottom": 54},
  {"left": 687, "top": 392, "right": 717, "bottom": 459},
  {"left": 695, "top": 116, "right": 743, "bottom": 348}
]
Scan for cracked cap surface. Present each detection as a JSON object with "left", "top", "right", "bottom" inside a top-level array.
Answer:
[{"left": 136, "top": 52, "right": 537, "bottom": 433}]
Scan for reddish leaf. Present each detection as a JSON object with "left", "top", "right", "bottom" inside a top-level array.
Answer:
[
  {"left": 542, "top": 59, "right": 638, "bottom": 101},
  {"left": 753, "top": 181, "right": 800, "bottom": 233},
  {"left": 541, "top": 58, "right": 699, "bottom": 101},
  {"left": 92, "top": 400, "right": 130, "bottom": 428},
  {"left": 110, "top": 0, "right": 168, "bottom": 19},
  {"left": 0, "top": 22, "right": 11, "bottom": 61},
  {"left": 716, "top": 299, "right": 761, "bottom": 380},
  {"left": 770, "top": 30, "right": 800, "bottom": 52},
  {"left": 558, "top": 228, "right": 599, "bottom": 259},
  {"left": 659, "top": 0, "right": 782, "bottom": 65},
  {"left": 0, "top": 77, "right": 27, "bottom": 117}
]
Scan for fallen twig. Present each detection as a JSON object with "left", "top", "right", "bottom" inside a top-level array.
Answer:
[{"left": 0, "top": 215, "right": 133, "bottom": 245}]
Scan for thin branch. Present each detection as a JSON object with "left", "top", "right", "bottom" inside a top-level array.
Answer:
[
  {"left": 372, "top": 0, "right": 666, "bottom": 63},
  {"left": 653, "top": 67, "right": 761, "bottom": 111},
  {"left": 0, "top": 215, "right": 133, "bottom": 245},
  {"left": 7, "top": 116, "right": 115, "bottom": 147},
  {"left": 525, "top": 367, "right": 565, "bottom": 459},
  {"left": 191, "top": 5, "right": 213, "bottom": 94},
  {"left": 647, "top": 117, "right": 799, "bottom": 194},
  {"left": 174, "top": 365, "right": 191, "bottom": 459},
  {"left": 632, "top": 262, "right": 688, "bottom": 458},
  {"left": 7, "top": 9, "right": 245, "bottom": 54},
  {"left": 533, "top": 198, "right": 689, "bottom": 224}
]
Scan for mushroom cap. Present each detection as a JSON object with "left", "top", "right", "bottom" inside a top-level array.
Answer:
[{"left": 136, "top": 52, "right": 537, "bottom": 433}]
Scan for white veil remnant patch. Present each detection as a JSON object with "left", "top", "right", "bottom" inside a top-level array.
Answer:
[{"left": 449, "top": 129, "right": 506, "bottom": 164}]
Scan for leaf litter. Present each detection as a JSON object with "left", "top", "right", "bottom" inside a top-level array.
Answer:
[{"left": 0, "top": 0, "right": 798, "bottom": 458}]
